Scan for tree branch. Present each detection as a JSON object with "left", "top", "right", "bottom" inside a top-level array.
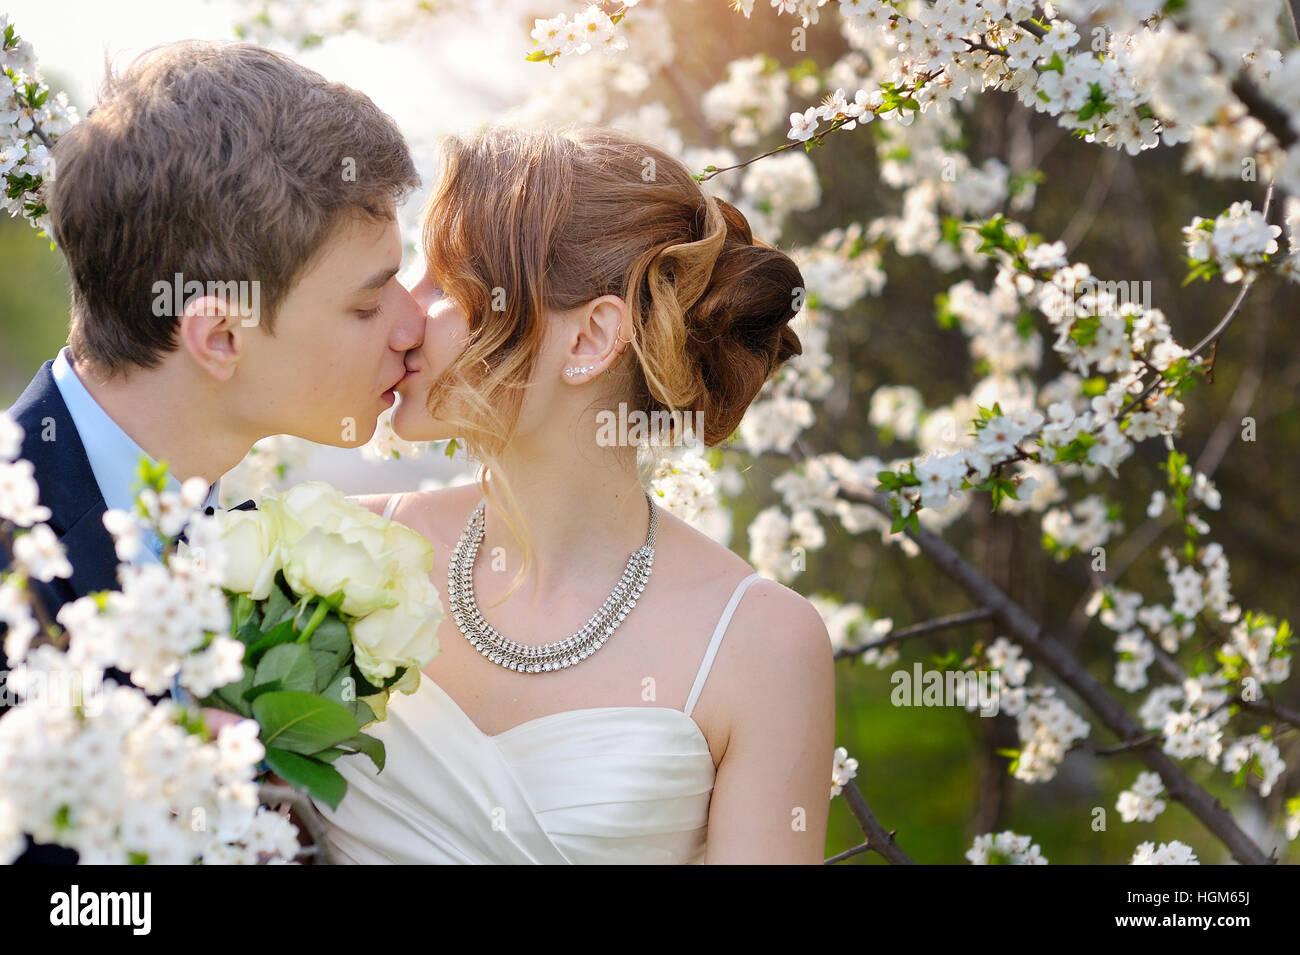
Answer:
[
  {"left": 831, "top": 479, "right": 1274, "bottom": 864},
  {"left": 27, "top": 116, "right": 54, "bottom": 151},
  {"left": 1228, "top": 73, "right": 1297, "bottom": 150},
  {"left": 834, "top": 779, "right": 916, "bottom": 864},
  {"left": 835, "top": 607, "right": 995, "bottom": 662}
]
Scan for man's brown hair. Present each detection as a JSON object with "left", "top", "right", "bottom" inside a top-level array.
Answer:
[{"left": 49, "top": 40, "right": 419, "bottom": 373}]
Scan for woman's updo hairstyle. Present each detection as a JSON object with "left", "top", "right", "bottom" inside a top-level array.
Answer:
[
  {"left": 420, "top": 124, "right": 804, "bottom": 600},
  {"left": 421, "top": 123, "right": 804, "bottom": 451},
  {"left": 621, "top": 156, "right": 805, "bottom": 446}
]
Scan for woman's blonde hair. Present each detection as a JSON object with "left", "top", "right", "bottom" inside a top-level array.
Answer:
[{"left": 420, "top": 124, "right": 803, "bottom": 602}]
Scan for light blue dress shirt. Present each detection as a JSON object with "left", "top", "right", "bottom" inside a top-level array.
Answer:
[{"left": 51, "top": 347, "right": 221, "bottom": 705}]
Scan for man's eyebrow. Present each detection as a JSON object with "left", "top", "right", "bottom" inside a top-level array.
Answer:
[{"left": 357, "top": 265, "right": 401, "bottom": 292}]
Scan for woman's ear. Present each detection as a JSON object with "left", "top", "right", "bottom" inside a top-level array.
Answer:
[
  {"left": 562, "top": 295, "right": 629, "bottom": 383},
  {"left": 178, "top": 295, "right": 243, "bottom": 382}
]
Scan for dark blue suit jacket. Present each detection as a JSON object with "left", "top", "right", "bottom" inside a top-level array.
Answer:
[
  {"left": 3, "top": 361, "right": 144, "bottom": 863},
  {"left": 4, "top": 361, "right": 256, "bottom": 864}
]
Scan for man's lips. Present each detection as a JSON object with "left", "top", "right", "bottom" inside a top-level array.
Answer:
[
  {"left": 385, "top": 368, "right": 412, "bottom": 394},
  {"left": 380, "top": 367, "right": 420, "bottom": 403}
]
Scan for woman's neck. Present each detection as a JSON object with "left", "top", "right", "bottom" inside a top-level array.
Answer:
[{"left": 478, "top": 446, "right": 652, "bottom": 600}]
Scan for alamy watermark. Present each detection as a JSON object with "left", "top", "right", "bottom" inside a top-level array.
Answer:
[
  {"left": 49, "top": 885, "right": 151, "bottom": 934},
  {"left": 152, "top": 273, "right": 261, "bottom": 327},
  {"left": 595, "top": 403, "right": 704, "bottom": 447},
  {"left": 0, "top": 667, "right": 105, "bottom": 716},
  {"left": 891, "top": 663, "right": 1003, "bottom": 717},
  {"left": 1060, "top": 278, "right": 1151, "bottom": 317}
]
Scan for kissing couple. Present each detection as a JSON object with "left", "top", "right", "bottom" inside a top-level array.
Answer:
[{"left": 4, "top": 39, "right": 835, "bottom": 864}]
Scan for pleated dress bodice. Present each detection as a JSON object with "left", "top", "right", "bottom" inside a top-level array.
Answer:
[{"left": 311, "top": 517, "right": 762, "bottom": 864}]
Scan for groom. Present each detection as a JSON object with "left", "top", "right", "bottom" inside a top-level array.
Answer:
[{"left": 1, "top": 40, "right": 427, "bottom": 862}]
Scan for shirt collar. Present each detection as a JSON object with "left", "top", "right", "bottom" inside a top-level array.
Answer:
[{"left": 51, "top": 347, "right": 221, "bottom": 519}]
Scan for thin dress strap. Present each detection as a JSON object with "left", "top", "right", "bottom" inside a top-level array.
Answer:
[
  {"left": 683, "top": 572, "right": 763, "bottom": 718},
  {"left": 381, "top": 492, "right": 406, "bottom": 521}
]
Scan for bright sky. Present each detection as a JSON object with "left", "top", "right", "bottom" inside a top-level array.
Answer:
[{"left": 6, "top": 0, "right": 541, "bottom": 174}]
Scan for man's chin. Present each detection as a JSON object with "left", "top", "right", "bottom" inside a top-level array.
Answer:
[{"left": 309, "top": 413, "right": 380, "bottom": 448}]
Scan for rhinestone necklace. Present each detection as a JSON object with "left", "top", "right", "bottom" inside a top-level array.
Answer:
[{"left": 446, "top": 490, "right": 658, "bottom": 673}]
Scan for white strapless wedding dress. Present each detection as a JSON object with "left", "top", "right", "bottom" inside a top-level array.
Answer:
[{"left": 310, "top": 495, "right": 762, "bottom": 864}]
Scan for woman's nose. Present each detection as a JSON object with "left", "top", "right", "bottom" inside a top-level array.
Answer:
[{"left": 407, "top": 269, "right": 438, "bottom": 314}]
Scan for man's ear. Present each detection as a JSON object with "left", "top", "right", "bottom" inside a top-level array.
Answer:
[
  {"left": 563, "top": 295, "right": 630, "bottom": 382},
  {"left": 178, "top": 295, "right": 243, "bottom": 381}
]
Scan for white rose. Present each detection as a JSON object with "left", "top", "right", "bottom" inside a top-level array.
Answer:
[
  {"left": 267, "top": 482, "right": 420, "bottom": 617},
  {"left": 351, "top": 575, "right": 443, "bottom": 685},
  {"left": 215, "top": 507, "right": 281, "bottom": 600},
  {"left": 272, "top": 482, "right": 390, "bottom": 543},
  {"left": 383, "top": 519, "right": 434, "bottom": 576},
  {"left": 280, "top": 525, "right": 398, "bottom": 617}
]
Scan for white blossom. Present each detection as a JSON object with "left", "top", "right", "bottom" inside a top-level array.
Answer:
[
  {"left": 1117, "top": 771, "right": 1167, "bottom": 822},
  {"left": 1131, "top": 839, "right": 1199, "bottom": 865},
  {"left": 967, "top": 829, "right": 1048, "bottom": 864}
]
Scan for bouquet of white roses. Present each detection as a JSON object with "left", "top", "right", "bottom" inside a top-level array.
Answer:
[{"left": 205, "top": 482, "right": 442, "bottom": 809}]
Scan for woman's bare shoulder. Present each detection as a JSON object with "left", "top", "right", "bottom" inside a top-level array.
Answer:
[
  {"left": 348, "top": 492, "right": 396, "bottom": 518},
  {"left": 655, "top": 508, "right": 832, "bottom": 756},
  {"left": 395, "top": 483, "right": 482, "bottom": 547},
  {"left": 347, "top": 483, "right": 478, "bottom": 533},
  {"left": 654, "top": 505, "right": 827, "bottom": 636}
]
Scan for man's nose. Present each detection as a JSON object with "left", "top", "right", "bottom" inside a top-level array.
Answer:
[{"left": 390, "top": 285, "right": 426, "bottom": 352}]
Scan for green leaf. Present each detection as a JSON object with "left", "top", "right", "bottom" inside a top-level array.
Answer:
[
  {"left": 938, "top": 218, "right": 963, "bottom": 251},
  {"left": 262, "top": 574, "right": 295, "bottom": 629},
  {"left": 335, "top": 732, "right": 386, "bottom": 773},
  {"left": 1069, "top": 315, "right": 1100, "bottom": 347},
  {"left": 995, "top": 747, "right": 1021, "bottom": 775},
  {"left": 252, "top": 690, "right": 361, "bottom": 755},
  {"left": 244, "top": 679, "right": 283, "bottom": 703},
  {"left": 245, "top": 619, "right": 298, "bottom": 665},
  {"left": 253, "top": 643, "right": 317, "bottom": 694},
  {"left": 320, "top": 667, "right": 376, "bottom": 726},
  {"left": 1015, "top": 311, "right": 1036, "bottom": 340},
  {"left": 877, "top": 470, "right": 903, "bottom": 491},
  {"left": 1080, "top": 376, "right": 1107, "bottom": 397},
  {"left": 310, "top": 650, "right": 347, "bottom": 693},
  {"left": 207, "top": 666, "right": 254, "bottom": 718},
  {"left": 263, "top": 747, "right": 348, "bottom": 811},
  {"left": 309, "top": 614, "right": 351, "bottom": 653}
]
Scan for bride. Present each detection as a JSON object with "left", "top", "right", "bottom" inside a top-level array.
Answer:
[{"left": 310, "top": 124, "right": 836, "bottom": 864}]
